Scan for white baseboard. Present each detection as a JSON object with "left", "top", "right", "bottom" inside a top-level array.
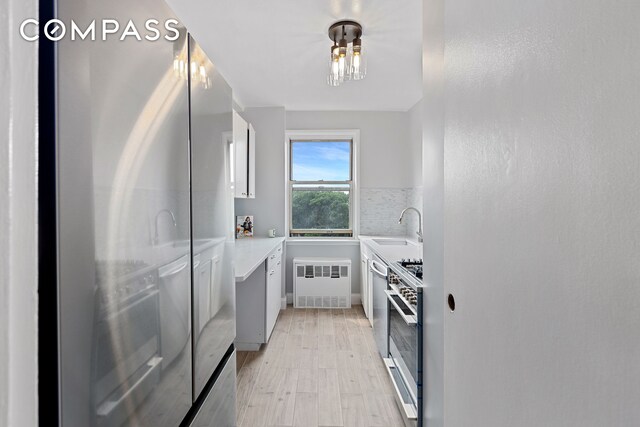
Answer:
[
  {"left": 281, "top": 297, "right": 287, "bottom": 309},
  {"left": 285, "top": 292, "right": 362, "bottom": 306},
  {"left": 351, "top": 293, "right": 361, "bottom": 305}
]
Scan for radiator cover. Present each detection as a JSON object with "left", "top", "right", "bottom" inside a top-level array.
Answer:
[{"left": 293, "top": 258, "right": 351, "bottom": 309}]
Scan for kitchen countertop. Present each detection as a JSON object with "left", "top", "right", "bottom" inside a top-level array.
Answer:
[
  {"left": 235, "top": 237, "right": 285, "bottom": 282},
  {"left": 358, "top": 235, "right": 423, "bottom": 265}
]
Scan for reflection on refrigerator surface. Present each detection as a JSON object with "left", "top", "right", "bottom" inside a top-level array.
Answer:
[
  {"left": 58, "top": 0, "right": 193, "bottom": 425},
  {"left": 89, "top": 22, "right": 193, "bottom": 427},
  {"left": 57, "top": 0, "right": 237, "bottom": 424}
]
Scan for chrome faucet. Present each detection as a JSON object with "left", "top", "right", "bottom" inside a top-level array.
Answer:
[
  {"left": 398, "top": 207, "right": 423, "bottom": 243},
  {"left": 154, "top": 209, "right": 177, "bottom": 245}
]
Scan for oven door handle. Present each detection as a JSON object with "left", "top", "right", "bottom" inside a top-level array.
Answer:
[{"left": 385, "top": 290, "right": 417, "bottom": 325}]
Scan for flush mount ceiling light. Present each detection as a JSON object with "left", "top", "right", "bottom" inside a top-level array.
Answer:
[{"left": 327, "top": 20, "right": 367, "bottom": 86}]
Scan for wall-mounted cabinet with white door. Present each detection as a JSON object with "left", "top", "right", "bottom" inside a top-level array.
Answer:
[{"left": 232, "top": 110, "right": 255, "bottom": 198}]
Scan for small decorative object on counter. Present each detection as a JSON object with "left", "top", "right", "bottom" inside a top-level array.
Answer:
[
  {"left": 267, "top": 228, "right": 276, "bottom": 238},
  {"left": 236, "top": 215, "right": 254, "bottom": 239}
]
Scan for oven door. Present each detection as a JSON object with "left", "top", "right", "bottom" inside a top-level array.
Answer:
[{"left": 385, "top": 289, "right": 418, "bottom": 408}]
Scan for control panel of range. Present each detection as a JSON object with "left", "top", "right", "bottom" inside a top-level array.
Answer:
[{"left": 399, "top": 258, "right": 423, "bottom": 280}]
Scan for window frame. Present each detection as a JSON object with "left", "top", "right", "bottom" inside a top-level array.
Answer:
[{"left": 285, "top": 130, "right": 360, "bottom": 240}]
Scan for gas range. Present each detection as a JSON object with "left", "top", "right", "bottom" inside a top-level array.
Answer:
[{"left": 383, "top": 258, "right": 424, "bottom": 426}]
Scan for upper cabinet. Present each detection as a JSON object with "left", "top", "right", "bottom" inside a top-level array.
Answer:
[
  {"left": 248, "top": 123, "right": 256, "bottom": 198},
  {"left": 233, "top": 111, "right": 255, "bottom": 198}
]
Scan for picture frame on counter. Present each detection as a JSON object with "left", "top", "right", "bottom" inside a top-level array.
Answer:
[{"left": 236, "top": 215, "right": 254, "bottom": 238}]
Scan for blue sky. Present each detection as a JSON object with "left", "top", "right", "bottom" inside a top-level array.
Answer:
[{"left": 291, "top": 141, "right": 351, "bottom": 181}]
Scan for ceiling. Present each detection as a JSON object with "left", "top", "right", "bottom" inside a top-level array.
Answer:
[{"left": 166, "top": 0, "right": 423, "bottom": 111}]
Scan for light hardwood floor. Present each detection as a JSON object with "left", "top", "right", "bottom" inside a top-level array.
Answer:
[{"left": 235, "top": 305, "right": 406, "bottom": 427}]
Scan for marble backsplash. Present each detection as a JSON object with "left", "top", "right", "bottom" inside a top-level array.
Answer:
[{"left": 359, "top": 187, "right": 424, "bottom": 237}]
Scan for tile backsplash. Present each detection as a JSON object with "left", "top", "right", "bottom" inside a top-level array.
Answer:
[{"left": 359, "top": 187, "right": 423, "bottom": 237}]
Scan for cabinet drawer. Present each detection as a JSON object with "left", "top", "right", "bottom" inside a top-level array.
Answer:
[{"left": 266, "top": 245, "right": 283, "bottom": 270}]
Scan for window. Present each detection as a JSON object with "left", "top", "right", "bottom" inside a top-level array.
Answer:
[{"left": 289, "top": 139, "right": 355, "bottom": 237}]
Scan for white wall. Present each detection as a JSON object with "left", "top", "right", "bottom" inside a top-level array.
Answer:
[
  {"left": 408, "top": 100, "right": 423, "bottom": 188},
  {"left": 441, "top": 0, "right": 640, "bottom": 426},
  {"left": 406, "top": 100, "right": 424, "bottom": 237},
  {"left": 0, "top": 0, "right": 39, "bottom": 425}
]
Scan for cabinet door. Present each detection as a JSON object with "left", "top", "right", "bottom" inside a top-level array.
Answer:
[
  {"left": 265, "top": 249, "right": 282, "bottom": 341},
  {"left": 233, "top": 110, "right": 248, "bottom": 198},
  {"left": 247, "top": 123, "right": 256, "bottom": 198},
  {"left": 273, "top": 256, "right": 282, "bottom": 314},
  {"left": 361, "top": 254, "right": 369, "bottom": 318}
]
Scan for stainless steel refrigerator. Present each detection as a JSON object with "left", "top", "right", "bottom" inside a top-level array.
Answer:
[{"left": 52, "top": 0, "right": 236, "bottom": 425}]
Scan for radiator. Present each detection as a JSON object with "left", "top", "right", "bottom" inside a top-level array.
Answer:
[{"left": 293, "top": 258, "right": 351, "bottom": 309}]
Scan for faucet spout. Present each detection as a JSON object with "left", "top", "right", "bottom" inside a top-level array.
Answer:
[
  {"left": 398, "top": 207, "right": 423, "bottom": 243},
  {"left": 154, "top": 209, "right": 177, "bottom": 245}
]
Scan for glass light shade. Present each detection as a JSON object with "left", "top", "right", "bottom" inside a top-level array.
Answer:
[
  {"left": 338, "top": 55, "right": 347, "bottom": 79},
  {"left": 349, "top": 45, "right": 367, "bottom": 80},
  {"left": 327, "top": 50, "right": 342, "bottom": 86}
]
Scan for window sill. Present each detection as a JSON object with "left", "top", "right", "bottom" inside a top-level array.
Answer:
[{"left": 286, "top": 238, "right": 361, "bottom": 246}]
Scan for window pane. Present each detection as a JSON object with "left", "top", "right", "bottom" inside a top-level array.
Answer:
[
  {"left": 292, "top": 188, "right": 350, "bottom": 230},
  {"left": 291, "top": 141, "right": 351, "bottom": 181}
]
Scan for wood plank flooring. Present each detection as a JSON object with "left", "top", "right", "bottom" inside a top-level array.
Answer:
[{"left": 235, "top": 305, "right": 406, "bottom": 427}]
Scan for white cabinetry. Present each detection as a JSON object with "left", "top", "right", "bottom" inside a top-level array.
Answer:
[
  {"left": 235, "top": 242, "right": 283, "bottom": 350},
  {"left": 360, "top": 244, "right": 373, "bottom": 326},
  {"left": 232, "top": 110, "right": 255, "bottom": 199},
  {"left": 247, "top": 123, "right": 255, "bottom": 198},
  {"left": 265, "top": 245, "right": 283, "bottom": 339}
]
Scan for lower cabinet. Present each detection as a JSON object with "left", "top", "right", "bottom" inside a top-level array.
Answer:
[
  {"left": 360, "top": 244, "right": 373, "bottom": 326},
  {"left": 265, "top": 249, "right": 283, "bottom": 340},
  {"left": 236, "top": 243, "right": 283, "bottom": 350}
]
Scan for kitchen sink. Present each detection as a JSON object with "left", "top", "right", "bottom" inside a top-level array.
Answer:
[{"left": 372, "top": 238, "right": 410, "bottom": 246}]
